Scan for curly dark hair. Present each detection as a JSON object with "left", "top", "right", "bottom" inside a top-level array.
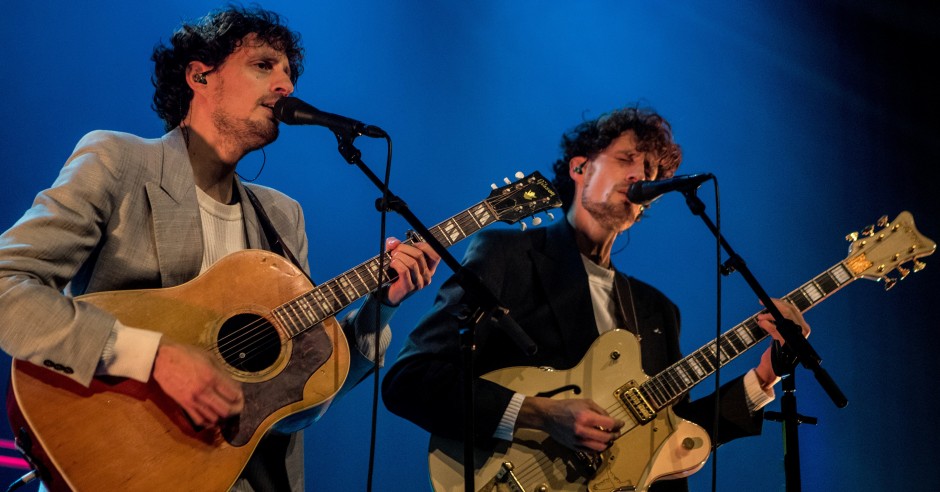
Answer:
[
  {"left": 151, "top": 4, "right": 304, "bottom": 131},
  {"left": 550, "top": 105, "right": 682, "bottom": 210}
]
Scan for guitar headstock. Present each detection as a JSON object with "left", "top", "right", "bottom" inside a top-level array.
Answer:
[
  {"left": 486, "top": 171, "right": 562, "bottom": 226},
  {"left": 843, "top": 211, "right": 936, "bottom": 289}
]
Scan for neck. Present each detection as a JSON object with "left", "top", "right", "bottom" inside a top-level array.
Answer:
[
  {"left": 567, "top": 206, "right": 621, "bottom": 268},
  {"left": 181, "top": 124, "right": 239, "bottom": 204}
]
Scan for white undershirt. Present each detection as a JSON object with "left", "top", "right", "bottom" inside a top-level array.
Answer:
[
  {"left": 195, "top": 185, "right": 247, "bottom": 273},
  {"left": 581, "top": 254, "right": 620, "bottom": 334}
]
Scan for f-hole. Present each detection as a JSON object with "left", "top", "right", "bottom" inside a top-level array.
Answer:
[{"left": 535, "top": 384, "right": 581, "bottom": 398}]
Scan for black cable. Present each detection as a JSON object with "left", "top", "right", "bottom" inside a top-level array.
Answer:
[
  {"left": 366, "top": 135, "right": 393, "bottom": 492},
  {"left": 5, "top": 470, "right": 37, "bottom": 492},
  {"left": 710, "top": 179, "right": 721, "bottom": 492}
]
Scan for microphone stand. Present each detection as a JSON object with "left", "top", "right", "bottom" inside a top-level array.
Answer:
[
  {"left": 333, "top": 131, "right": 534, "bottom": 492},
  {"left": 679, "top": 187, "right": 847, "bottom": 492},
  {"left": 763, "top": 342, "right": 818, "bottom": 492}
]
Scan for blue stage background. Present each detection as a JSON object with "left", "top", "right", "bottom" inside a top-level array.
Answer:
[{"left": 2, "top": 1, "right": 937, "bottom": 490}]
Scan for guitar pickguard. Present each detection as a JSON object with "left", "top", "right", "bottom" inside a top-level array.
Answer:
[{"left": 222, "top": 325, "right": 332, "bottom": 446}]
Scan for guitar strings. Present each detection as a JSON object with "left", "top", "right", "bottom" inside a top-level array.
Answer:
[
  {"left": 474, "top": 261, "right": 843, "bottom": 488},
  {"left": 207, "top": 194, "right": 530, "bottom": 366}
]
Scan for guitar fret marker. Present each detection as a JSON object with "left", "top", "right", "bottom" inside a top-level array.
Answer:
[{"left": 803, "top": 282, "right": 823, "bottom": 302}]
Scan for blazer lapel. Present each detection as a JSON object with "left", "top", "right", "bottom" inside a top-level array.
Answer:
[
  {"left": 147, "top": 129, "right": 203, "bottom": 287},
  {"left": 530, "top": 219, "right": 598, "bottom": 365}
]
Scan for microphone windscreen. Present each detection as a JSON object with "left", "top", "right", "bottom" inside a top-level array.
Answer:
[{"left": 273, "top": 97, "right": 309, "bottom": 124}]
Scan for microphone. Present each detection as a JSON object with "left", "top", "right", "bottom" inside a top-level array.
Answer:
[
  {"left": 627, "top": 173, "right": 714, "bottom": 204},
  {"left": 273, "top": 97, "right": 387, "bottom": 138}
]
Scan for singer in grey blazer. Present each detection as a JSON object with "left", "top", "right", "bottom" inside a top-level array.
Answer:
[
  {"left": 0, "top": 128, "right": 302, "bottom": 382},
  {"left": 0, "top": 127, "right": 381, "bottom": 491}
]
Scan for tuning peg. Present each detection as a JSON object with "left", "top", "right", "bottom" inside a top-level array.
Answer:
[
  {"left": 897, "top": 265, "right": 911, "bottom": 280},
  {"left": 520, "top": 221, "right": 528, "bottom": 231},
  {"left": 861, "top": 224, "right": 875, "bottom": 237},
  {"left": 504, "top": 177, "right": 511, "bottom": 185},
  {"left": 884, "top": 276, "right": 898, "bottom": 290},
  {"left": 514, "top": 171, "right": 524, "bottom": 180},
  {"left": 877, "top": 215, "right": 889, "bottom": 227},
  {"left": 846, "top": 231, "right": 859, "bottom": 242},
  {"left": 913, "top": 260, "right": 927, "bottom": 272},
  {"left": 532, "top": 217, "right": 542, "bottom": 226},
  {"left": 490, "top": 183, "right": 497, "bottom": 190},
  {"left": 547, "top": 212, "right": 555, "bottom": 221}
]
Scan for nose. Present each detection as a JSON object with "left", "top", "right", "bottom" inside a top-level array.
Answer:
[
  {"left": 626, "top": 164, "right": 646, "bottom": 183},
  {"left": 273, "top": 70, "right": 294, "bottom": 97}
]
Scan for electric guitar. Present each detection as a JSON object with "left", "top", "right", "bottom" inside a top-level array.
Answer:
[
  {"left": 7, "top": 171, "right": 561, "bottom": 492},
  {"left": 428, "top": 211, "right": 935, "bottom": 492}
]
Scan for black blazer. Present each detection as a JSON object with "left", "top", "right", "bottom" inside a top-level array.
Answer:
[{"left": 382, "top": 218, "right": 762, "bottom": 460}]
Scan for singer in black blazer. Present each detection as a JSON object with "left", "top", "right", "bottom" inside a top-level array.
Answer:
[{"left": 382, "top": 218, "right": 763, "bottom": 491}]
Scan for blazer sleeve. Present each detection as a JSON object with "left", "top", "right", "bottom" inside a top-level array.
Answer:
[
  {"left": 382, "top": 231, "right": 518, "bottom": 443},
  {"left": 0, "top": 131, "right": 132, "bottom": 385}
]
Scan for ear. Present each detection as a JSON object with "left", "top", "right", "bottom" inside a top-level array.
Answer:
[
  {"left": 186, "top": 61, "right": 213, "bottom": 91},
  {"left": 569, "top": 156, "right": 588, "bottom": 181}
]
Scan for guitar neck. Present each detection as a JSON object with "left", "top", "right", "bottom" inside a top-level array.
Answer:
[
  {"left": 271, "top": 200, "right": 499, "bottom": 338},
  {"left": 640, "top": 260, "right": 858, "bottom": 411}
]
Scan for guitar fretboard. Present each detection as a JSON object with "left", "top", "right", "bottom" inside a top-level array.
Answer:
[
  {"left": 638, "top": 261, "right": 856, "bottom": 410},
  {"left": 270, "top": 201, "right": 498, "bottom": 338}
]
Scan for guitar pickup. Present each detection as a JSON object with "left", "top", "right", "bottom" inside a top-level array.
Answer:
[{"left": 617, "top": 384, "right": 656, "bottom": 424}]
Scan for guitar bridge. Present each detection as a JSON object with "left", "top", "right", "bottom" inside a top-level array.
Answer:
[
  {"left": 616, "top": 384, "right": 656, "bottom": 424},
  {"left": 491, "top": 461, "right": 525, "bottom": 492}
]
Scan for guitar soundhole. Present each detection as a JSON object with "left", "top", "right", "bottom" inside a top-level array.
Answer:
[{"left": 217, "top": 313, "right": 282, "bottom": 372}]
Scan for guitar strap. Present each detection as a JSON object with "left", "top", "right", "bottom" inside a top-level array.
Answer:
[
  {"left": 612, "top": 274, "right": 641, "bottom": 339},
  {"left": 241, "top": 185, "right": 306, "bottom": 274}
]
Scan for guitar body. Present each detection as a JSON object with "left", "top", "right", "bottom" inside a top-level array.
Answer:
[
  {"left": 426, "top": 211, "right": 937, "bottom": 492},
  {"left": 8, "top": 250, "right": 351, "bottom": 491},
  {"left": 429, "top": 330, "right": 710, "bottom": 492},
  {"left": 5, "top": 171, "right": 564, "bottom": 490}
]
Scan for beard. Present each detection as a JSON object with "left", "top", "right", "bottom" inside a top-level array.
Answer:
[
  {"left": 581, "top": 197, "right": 637, "bottom": 231},
  {"left": 580, "top": 177, "right": 638, "bottom": 231},
  {"left": 212, "top": 105, "right": 279, "bottom": 153}
]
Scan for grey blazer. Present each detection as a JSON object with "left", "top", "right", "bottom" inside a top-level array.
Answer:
[{"left": 0, "top": 128, "right": 308, "bottom": 386}]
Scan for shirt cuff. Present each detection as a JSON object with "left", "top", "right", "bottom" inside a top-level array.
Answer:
[
  {"left": 743, "top": 368, "right": 777, "bottom": 412},
  {"left": 493, "top": 392, "right": 526, "bottom": 441},
  {"left": 95, "top": 320, "right": 162, "bottom": 383},
  {"left": 342, "top": 296, "right": 396, "bottom": 365}
]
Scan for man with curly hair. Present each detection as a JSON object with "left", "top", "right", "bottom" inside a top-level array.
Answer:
[
  {"left": 0, "top": 5, "right": 438, "bottom": 491},
  {"left": 382, "top": 106, "right": 808, "bottom": 491}
]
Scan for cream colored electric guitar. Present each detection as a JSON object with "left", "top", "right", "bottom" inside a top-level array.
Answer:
[{"left": 429, "top": 211, "right": 935, "bottom": 492}]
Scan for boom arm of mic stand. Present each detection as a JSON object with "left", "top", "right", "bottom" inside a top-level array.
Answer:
[
  {"left": 336, "top": 130, "right": 533, "bottom": 491},
  {"left": 681, "top": 189, "right": 848, "bottom": 409}
]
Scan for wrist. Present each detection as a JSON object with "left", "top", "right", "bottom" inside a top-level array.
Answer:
[{"left": 753, "top": 367, "right": 778, "bottom": 391}]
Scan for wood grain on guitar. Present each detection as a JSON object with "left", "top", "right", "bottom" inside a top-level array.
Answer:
[{"left": 7, "top": 172, "right": 561, "bottom": 491}]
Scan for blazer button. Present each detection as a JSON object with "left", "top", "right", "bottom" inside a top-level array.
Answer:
[
  {"left": 43, "top": 359, "right": 55, "bottom": 368},
  {"left": 63, "top": 367, "right": 74, "bottom": 374}
]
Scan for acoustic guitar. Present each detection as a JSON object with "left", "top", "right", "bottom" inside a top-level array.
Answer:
[{"left": 8, "top": 171, "right": 561, "bottom": 491}]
